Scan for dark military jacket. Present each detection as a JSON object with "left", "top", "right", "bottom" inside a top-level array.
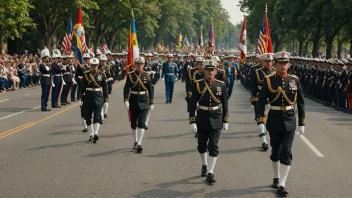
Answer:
[
  {"left": 123, "top": 71, "right": 154, "bottom": 110},
  {"left": 51, "top": 63, "right": 62, "bottom": 84},
  {"left": 348, "top": 70, "right": 352, "bottom": 93},
  {"left": 185, "top": 67, "right": 198, "bottom": 98},
  {"left": 81, "top": 70, "right": 108, "bottom": 106},
  {"left": 61, "top": 64, "right": 73, "bottom": 83},
  {"left": 255, "top": 73, "right": 305, "bottom": 132},
  {"left": 250, "top": 68, "right": 274, "bottom": 104},
  {"left": 39, "top": 63, "right": 52, "bottom": 86},
  {"left": 189, "top": 79, "right": 229, "bottom": 130}
]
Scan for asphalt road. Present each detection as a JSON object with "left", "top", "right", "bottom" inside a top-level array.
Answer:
[{"left": 0, "top": 80, "right": 351, "bottom": 198}]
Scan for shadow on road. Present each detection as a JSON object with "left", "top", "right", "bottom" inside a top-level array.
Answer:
[
  {"left": 144, "top": 149, "right": 197, "bottom": 158},
  {"left": 221, "top": 147, "right": 261, "bottom": 154},
  {"left": 133, "top": 188, "right": 204, "bottom": 198},
  {"left": 27, "top": 141, "right": 89, "bottom": 150},
  {"left": 147, "top": 132, "right": 190, "bottom": 139},
  {"left": 100, "top": 133, "right": 130, "bottom": 138},
  {"left": 48, "top": 130, "right": 82, "bottom": 135},
  {"left": 83, "top": 147, "right": 131, "bottom": 158},
  {"left": 204, "top": 185, "right": 277, "bottom": 197}
]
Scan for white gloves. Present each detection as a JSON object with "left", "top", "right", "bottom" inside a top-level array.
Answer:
[
  {"left": 162, "top": 78, "right": 164, "bottom": 81},
  {"left": 149, "top": 104, "right": 154, "bottom": 110},
  {"left": 78, "top": 100, "right": 82, "bottom": 107},
  {"left": 190, "top": 123, "right": 197, "bottom": 133},
  {"left": 257, "top": 123, "right": 266, "bottom": 134},
  {"left": 125, "top": 101, "right": 130, "bottom": 109},
  {"left": 298, "top": 126, "right": 305, "bottom": 135},
  {"left": 222, "top": 123, "right": 229, "bottom": 132}
]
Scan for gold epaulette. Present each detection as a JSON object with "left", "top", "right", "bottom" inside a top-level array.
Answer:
[
  {"left": 215, "top": 79, "right": 225, "bottom": 84},
  {"left": 266, "top": 73, "right": 276, "bottom": 78},
  {"left": 255, "top": 68, "right": 263, "bottom": 72},
  {"left": 194, "top": 79, "right": 203, "bottom": 83},
  {"left": 288, "top": 74, "right": 298, "bottom": 78}
]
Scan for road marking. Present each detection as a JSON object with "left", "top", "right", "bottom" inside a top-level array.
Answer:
[
  {"left": 0, "top": 99, "right": 10, "bottom": 103},
  {"left": 297, "top": 133, "right": 324, "bottom": 157},
  {"left": 0, "top": 106, "right": 41, "bottom": 121},
  {"left": 0, "top": 122, "right": 35, "bottom": 139},
  {"left": 0, "top": 81, "right": 125, "bottom": 140}
]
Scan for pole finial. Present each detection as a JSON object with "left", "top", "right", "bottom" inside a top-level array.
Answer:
[
  {"left": 265, "top": 3, "right": 268, "bottom": 12},
  {"left": 132, "top": 8, "right": 134, "bottom": 16}
]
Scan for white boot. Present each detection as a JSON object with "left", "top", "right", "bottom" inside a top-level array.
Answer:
[
  {"left": 145, "top": 111, "right": 151, "bottom": 127},
  {"left": 132, "top": 129, "right": 137, "bottom": 142},
  {"left": 207, "top": 156, "right": 217, "bottom": 174},
  {"left": 279, "top": 164, "right": 291, "bottom": 187},
  {"left": 101, "top": 109, "right": 104, "bottom": 121},
  {"left": 82, "top": 119, "right": 88, "bottom": 129},
  {"left": 137, "top": 128, "right": 145, "bottom": 145},
  {"left": 94, "top": 123, "right": 100, "bottom": 135},
  {"left": 272, "top": 161, "right": 280, "bottom": 178},
  {"left": 89, "top": 125, "right": 94, "bottom": 136},
  {"left": 200, "top": 153, "right": 207, "bottom": 165},
  {"left": 103, "top": 102, "right": 109, "bottom": 116}
]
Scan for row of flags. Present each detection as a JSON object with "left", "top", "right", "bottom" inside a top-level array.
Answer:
[{"left": 60, "top": 4, "right": 272, "bottom": 66}]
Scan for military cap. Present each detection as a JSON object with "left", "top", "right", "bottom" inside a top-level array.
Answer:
[
  {"left": 341, "top": 58, "right": 348, "bottom": 64},
  {"left": 274, "top": 51, "right": 290, "bottom": 62},
  {"left": 203, "top": 60, "right": 217, "bottom": 69},
  {"left": 153, "top": 52, "right": 158, "bottom": 56},
  {"left": 83, "top": 53, "right": 91, "bottom": 59},
  {"left": 133, "top": 57, "right": 145, "bottom": 64},
  {"left": 211, "top": 56, "right": 220, "bottom": 62},
  {"left": 96, "top": 49, "right": 102, "bottom": 55},
  {"left": 259, "top": 53, "right": 273, "bottom": 61},
  {"left": 40, "top": 47, "right": 51, "bottom": 59},
  {"left": 195, "top": 57, "right": 205, "bottom": 62},
  {"left": 62, "top": 54, "right": 69, "bottom": 59},
  {"left": 90, "top": 52, "right": 95, "bottom": 58},
  {"left": 52, "top": 49, "right": 62, "bottom": 59},
  {"left": 89, "top": 58, "right": 99, "bottom": 65},
  {"left": 104, "top": 50, "right": 112, "bottom": 55},
  {"left": 166, "top": 54, "right": 173, "bottom": 58},
  {"left": 99, "top": 54, "right": 108, "bottom": 61}
]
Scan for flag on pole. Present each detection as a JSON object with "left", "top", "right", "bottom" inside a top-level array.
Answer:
[
  {"left": 61, "top": 16, "right": 73, "bottom": 55},
  {"left": 177, "top": 32, "right": 183, "bottom": 48},
  {"left": 72, "top": 5, "right": 86, "bottom": 64},
  {"left": 208, "top": 18, "right": 215, "bottom": 55},
  {"left": 127, "top": 9, "right": 139, "bottom": 73},
  {"left": 257, "top": 4, "right": 272, "bottom": 54},
  {"left": 239, "top": 16, "right": 247, "bottom": 63},
  {"left": 198, "top": 25, "right": 204, "bottom": 50}
]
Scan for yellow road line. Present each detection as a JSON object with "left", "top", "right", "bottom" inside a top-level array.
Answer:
[
  {"left": 0, "top": 122, "right": 35, "bottom": 139},
  {"left": 0, "top": 81, "right": 125, "bottom": 141}
]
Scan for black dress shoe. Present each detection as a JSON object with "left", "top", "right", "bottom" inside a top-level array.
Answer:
[
  {"left": 61, "top": 103, "right": 67, "bottom": 106},
  {"left": 66, "top": 102, "right": 71, "bottom": 105},
  {"left": 262, "top": 142, "right": 269, "bottom": 151},
  {"left": 100, "top": 121, "right": 103, "bottom": 124},
  {"left": 41, "top": 108, "right": 51, "bottom": 111},
  {"left": 82, "top": 128, "right": 88, "bottom": 132},
  {"left": 88, "top": 135, "right": 93, "bottom": 142},
  {"left": 169, "top": 100, "right": 172, "bottom": 103},
  {"left": 104, "top": 114, "right": 108, "bottom": 118},
  {"left": 206, "top": 173, "right": 216, "bottom": 183},
  {"left": 272, "top": 178, "right": 279, "bottom": 189},
  {"left": 166, "top": 101, "right": 169, "bottom": 104},
  {"left": 277, "top": 186, "right": 288, "bottom": 196},
  {"left": 195, "top": 133, "right": 198, "bottom": 138},
  {"left": 52, "top": 105, "right": 61, "bottom": 108},
  {"left": 201, "top": 165, "right": 207, "bottom": 177},
  {"left": 133, "top": 142, "right": 137, "bottom": 150},
  {"left": 93, "top": 135, "right": 99, "bottom": 143},
  {"left": 145, "top": 126, "right": 148, "bottom": 130},
  {"left": 71, "top": 99, "right": 77, "bottom": 102},
  {"left": 136, "top": 145, "right": 143, "bottom": 153}
]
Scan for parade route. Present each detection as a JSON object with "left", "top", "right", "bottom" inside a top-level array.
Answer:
[{"left": 0, "top": 81, "right": 351, "bottom": 197}]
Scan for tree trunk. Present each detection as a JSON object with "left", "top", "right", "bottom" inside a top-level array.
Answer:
[
  {"left": 350, "top": 39, "right": 352, "bottom": 57},
  {"left": 43, "top": 33, "right": 54, "bottom": 48},
  {"left": 325, "top": 36, "right": 333, "bottom": 59},
  {"left": 337, "top": 39, "right": 343, "bottom": 59},
  {"left": 0, "top": 32, "right": 3, "bottom": 52},
  {"left": 303, "top": 40, "right": 310, "bottom": 56},
  {"left": 95, "top": 34, "right": 104, "bottom": 49},
  {"left": 298, "top": 40, "right": 304, "bottom": 56},
  {"left": 312, "top": 19, "right": 322, "bottom": 58},
  {"left": 108, "top": 33, "right": 117, "bottom": 51}
]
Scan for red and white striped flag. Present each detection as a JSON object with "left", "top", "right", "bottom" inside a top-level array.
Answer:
[
  {"left": 239, "top": 16, "right": 247, "bottom": 63},
  {"left": 61, "top": 16, "right": 73, "bottom": 55},
  {"left": 81, "top": 34, "right": 87, "bottom": 53},
  {"left": 257, "top": 4, "right": 272, "bottom": 55}
]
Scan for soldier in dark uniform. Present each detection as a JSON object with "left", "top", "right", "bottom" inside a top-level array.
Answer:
[
  {"left": 81, "top": 58, "right": 108, "bottom": 143},
  {"left": 250, "top": 53, "right": 275, "bottom": 151},
  {"left": 255, "top": 52, "right": 305, "bottom": 196},
  {"left": 347, "top": 63, "right": 352, "bottom": 114},
  {"left": 161, "top": 54, "right": 178, "bottom": 103},
  {"left": 212, "top": 56, "right": 227, "bottom": 86},
  {"left": 39, "top": 47, "right": 52, "bottom": 111},
  {"left": 75, "top": 53, "right": 91, "bottom": 101},
  {"left": 60, "top": 55, "right": 73, "bottom": 106},
  {"left": 189, "top": 60, "right": 229, "bottom": 183},
  {"left": 51, "top": 49, "right": 63, "bottom": 108},
  {"left": 69, "top": 53, "right": 78, "bottom": 102},
  {"left": 99, "top": 54, "right": 110, "bottom": 120},
  {"left": 185, "top": 57, "right": 204, "bottom": 113},
  {"left": 123, "top": 57, "right": 154, "bottom": 153},
  {"left": 144, "top": 53, "right": 157, "bottom": 130}
]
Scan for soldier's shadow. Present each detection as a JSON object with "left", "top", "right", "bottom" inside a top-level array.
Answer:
[
  {"left": 147, "top": 132, "right": 190, "bottom": 139},
  {"left": 83, "top": 147, "right": 131, "bottom": 158},
  {"left": 47, "top": 130, "right": 82, "bottom": 135},
  {"left": 204, "top": 185, "right": 279, "bottom": 197},
  {"left": 99, "top": 133, "right": 130, "bottom": 138},
  {"left": 144, "top": 149, "right": 197, "bottom": 158},
  {"left": 27, "top": 140, "right": 89, "bottom": 150}
]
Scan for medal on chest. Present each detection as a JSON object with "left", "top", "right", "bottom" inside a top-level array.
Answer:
[
  {"left": 97, "top": 74, "right": 102, "bottom": 81},
  {"left": 289, "top": 80, "right": 297, "bottom": 90},
  {"left": 216, "top": 86, "right": 222, "bottom": 96}
]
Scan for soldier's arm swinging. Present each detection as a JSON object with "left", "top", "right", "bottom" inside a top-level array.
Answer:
[
  {"left": 189, "top": 83, "right": 200, "bottom": 124},
  {"left": 123, "top": 74, "right": 131, "bottom": 102},
  {"left": 221, "top": 84, "right": 229, "bottom": 123},
  {"left": 255, "top": 77, "right": 269, "bottom": 125},
  {"left": 101, "top": 75, "right": 109, "bottom": 102},
  {"left": 296, "top": 80, "right": 305, "bottom": 126},
  {"left": 250, "top": 70, "right": 259, "bottom": 105},
  {"left": 147, "top": 74, "right": 154, "bottom": 104}
]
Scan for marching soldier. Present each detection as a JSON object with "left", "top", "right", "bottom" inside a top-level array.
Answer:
[
  {"left": 69, "top": 53, "right": 78, "bottom": 102},
  {"left": 104, "top": 50, "right": 114, "bottom": 94},
  {"left": 212, "top": 56, "right": 227, "bottom": 86},
  {"left": 99, "top": 54, "right": 110, "bottom": 120},
  {"left": 77, "top": 54, "right": 91, "bottom": 132},
  {"left": 123, "top": 57, "right": 154, "bottom": 153},
  {"left": 161, "top": 54, "right": 179, "bottom": 103},
  {"left": 81, "top": 58, "right": 108, "bottom": 143},
  {"left": 250, "top": 53, "right": 275, "bottom": 151},
  {"left": 51, "top": 49, "right": 64, "bottom": 108},
  {"left": 39, "top": 47, "right": 52, "bottom": 111},
  {"left": 185, "top": 57, "right": 204, "bottom": 113},
  {"left": 255, "top": 52, "right": 305, "bottom": 196},
  {"left": 189, "top": 60, "right": 229, "bottom": 183},
  {"left": 60, "top": 54, "right": 74, "bottom": 106},
  {"left": 225, "top": 55, "right": 239, "bottom": 99}
]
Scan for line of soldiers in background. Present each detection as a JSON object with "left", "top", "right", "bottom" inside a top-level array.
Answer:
[{"left": 240, "top": 55, "right": 352, "bottom": 114}]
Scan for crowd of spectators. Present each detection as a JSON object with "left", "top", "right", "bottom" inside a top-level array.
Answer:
[{"left": 0, "top": 54, "right": 41, "bottom": 93}]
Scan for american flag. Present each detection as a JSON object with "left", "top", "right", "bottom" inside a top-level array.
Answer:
[
  {"left": 81, "top": 34, "right": 87, "bottom": 53},
  {"left": 61, "top": 16, "right": 73, "bottom": 55},
  {"left": 257, "top": 7, "right": 272, "bottom": 54}
]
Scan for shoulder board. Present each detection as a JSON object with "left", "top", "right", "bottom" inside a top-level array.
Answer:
[
  {"left": 217, "top": 68, "right": 224, "bottom": 72},
  {"left": 266, "top": 73, "right": 276, "bottom": 78},
  {"left": 194, "top": 79, "right": 203, "bottom": 83},
  {"left": 215, "top": 79, "right": 225, "bottom": 84},
  {"left": 255, "top": 68, "right": 263, "bottom": 72},
  {"left": 288, "top": 74, "right": 298, "bottom": 78}
]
